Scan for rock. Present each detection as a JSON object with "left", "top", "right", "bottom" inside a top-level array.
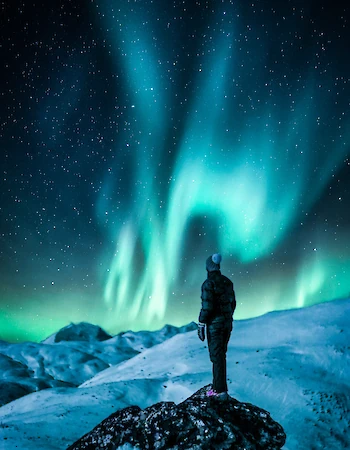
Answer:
[
  {"left": 0, "top": 381, "right": 33, "bottom": 407},
  {"left": 48, "top": 322, "right": 113, "bottom": 343},
  {"left": 67, "top": 384, "right": 286, "bottom": 449}
]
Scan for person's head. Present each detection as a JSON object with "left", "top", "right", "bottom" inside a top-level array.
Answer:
[{"left": 206, "top": 253, "right": 222, "bottom": 272}]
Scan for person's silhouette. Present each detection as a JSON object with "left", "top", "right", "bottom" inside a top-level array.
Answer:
[{"left": 198, "top": 254, "right": 236, "bottom": 399}]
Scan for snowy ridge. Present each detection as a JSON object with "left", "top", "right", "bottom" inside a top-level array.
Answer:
[
  {"left": 0, "top": 299, "right": 349, "bottom": 450},
  {"left": 0, "top": 321, "right": 197, "bottom": 407}
]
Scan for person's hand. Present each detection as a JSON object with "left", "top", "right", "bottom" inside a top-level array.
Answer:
[{"left": 198, "top": 323, "right": 205, "bottom": 341}]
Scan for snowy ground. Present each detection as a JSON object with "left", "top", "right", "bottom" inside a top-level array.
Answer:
[{"left": 0, "top": 298, "right": 349, "bottom": 450}]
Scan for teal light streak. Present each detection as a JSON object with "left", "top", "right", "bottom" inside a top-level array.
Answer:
[
  {"left": 94, "top": 0, "right": 173, "bottom": 326},
  {"left": 169, "top": 84, "right": 349, "bottom": 263}
]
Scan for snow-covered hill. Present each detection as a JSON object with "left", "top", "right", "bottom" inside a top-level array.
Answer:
[
  {"left": 0, "top": 321, "right": 197, "bottom": 406},
  {"left": 0, "top": 299, "right": 349, "bottom": 450}
]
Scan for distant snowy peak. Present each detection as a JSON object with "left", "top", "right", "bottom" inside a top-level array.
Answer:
[
  {"left": 134, "top": 322, "right": 198, "bottom": 339},
  {"left": 42, "top": 320, "right": 198, "bottom": 345},
  {"left": 42, "top": 322, "right": 113, "bottom": 344},
  {"left": 115, "top": 322, "right": 198, "bottom": 352}
]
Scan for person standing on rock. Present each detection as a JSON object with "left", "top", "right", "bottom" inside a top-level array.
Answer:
[{"left": 198, "top": 253, "right": 236, "bottom": 400}]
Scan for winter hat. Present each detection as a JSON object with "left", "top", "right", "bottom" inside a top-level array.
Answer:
[{"left": 206, "top": 253, "right": 222, "bottom": 272}]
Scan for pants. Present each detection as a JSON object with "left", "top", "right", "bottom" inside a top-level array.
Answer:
[{"left": 207, "top": 319, "right": 232, "bottom": 393}]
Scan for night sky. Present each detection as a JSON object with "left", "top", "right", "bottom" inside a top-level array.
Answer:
[{"left": 1, "top": 0, "right": 349, "bottom": 343}]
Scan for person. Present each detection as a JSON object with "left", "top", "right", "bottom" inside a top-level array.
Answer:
[{"left": 198, "top": 253, "right": 236, "bottom": 400}]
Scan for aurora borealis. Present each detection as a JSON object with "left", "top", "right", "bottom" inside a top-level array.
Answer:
[{"left": 1, "top": 0, "right": 349, "bottom": 342}]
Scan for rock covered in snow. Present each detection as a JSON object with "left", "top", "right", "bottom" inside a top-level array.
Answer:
[{"left": 67, "top": 384, "right": 286, "bottom": 450}]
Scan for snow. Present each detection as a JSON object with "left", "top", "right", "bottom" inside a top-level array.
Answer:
[{"left": 0, "top": 299, "right": 349, "bottom": 450}]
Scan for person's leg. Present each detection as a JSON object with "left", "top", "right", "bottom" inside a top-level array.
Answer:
[
  {"left": 207, "top": 321, "right": 230, "bottom": 393},
  {"left": 223, "top": 319, "right": 232, "bottom": 353},
  {"left": 218, "top": 320, "right": 232, "bottom": 392},
  {"left": 206, "top": 323, "right": 215, "bottom": 390}
]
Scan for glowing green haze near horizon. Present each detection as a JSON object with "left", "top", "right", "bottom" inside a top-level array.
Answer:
[{"left": 95, "top": 0, "right": 350, "bottom": 333}]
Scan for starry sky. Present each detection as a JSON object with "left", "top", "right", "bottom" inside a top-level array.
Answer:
[{"left": 1, "top": 0, "right": 349, "bottom": 343}]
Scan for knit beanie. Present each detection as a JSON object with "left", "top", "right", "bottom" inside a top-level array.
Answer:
[{"left": 206, "top": 253, "right": 222, "bottom": 272}]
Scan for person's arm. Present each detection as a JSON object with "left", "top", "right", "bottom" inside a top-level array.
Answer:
[
  {"left": 198, "top": 280, "right": 214, "bottom": 341},
  {"left": 198, "top": 280, "right": 215, "bottom": 324}
]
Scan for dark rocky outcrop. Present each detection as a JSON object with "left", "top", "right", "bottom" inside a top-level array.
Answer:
[
  {"left": 52, "top": 322, "right": 113, "bottom": 343},
  {"left": 0, "top": 381, "right": 33, "bottom": 407},
  {"left": 67, "top": 384, "right": 286, "bottom": 449}
]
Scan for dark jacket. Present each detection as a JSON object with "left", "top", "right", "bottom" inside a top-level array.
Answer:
[{"left": 199, "top": 270, "right": 236, "bottom": 324}]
